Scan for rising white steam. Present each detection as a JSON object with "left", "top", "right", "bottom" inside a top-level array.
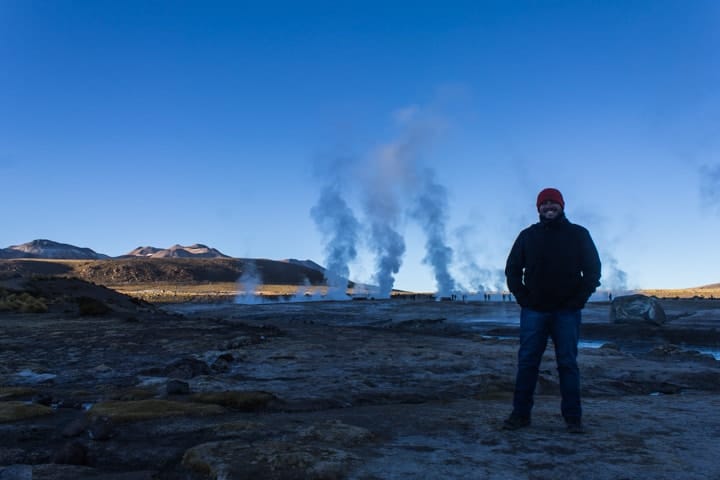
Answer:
[
  {"left": 411, "top": 167, "right": 456, "bottom": 297},
  {"left": 310, "top": 105, "right": 459, "bottom": 298},
  {"left": 360, "top": 139, "right": 417, "bottom": 298},
  {"left": 288, "top": 277, "right": 323, "bottom": 302},
  {"left": 453, "top": 224, "right": 505, "bottom": 293},
  {"left": 367, "top": 221, "right": 405, "bottom": 298},
  {"left": 235, "top": 260, "right": 262, "bottom": 304},
  {"left": 600, "top": 252, "right": 628, "bottom": 294},
  {"left": 311, "top": 186, "right": 360, "bottom": 300}
]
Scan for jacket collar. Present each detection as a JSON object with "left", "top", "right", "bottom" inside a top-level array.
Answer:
[{"left": 538, "top": 212, "right": 568, "bottom": 227}]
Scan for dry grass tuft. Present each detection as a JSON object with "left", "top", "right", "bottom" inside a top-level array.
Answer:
[
  {"left": 88, "top": 399, "right": 226, "bottom": 423},
  {"left": 0, "top": 288, "right": 48, "bottom": 313},
  {"left": 0, "top": 402, "right": 53, "bottom": 423},
  {"left": 639, "top": 287, "right": 720, "bottom": 299}
]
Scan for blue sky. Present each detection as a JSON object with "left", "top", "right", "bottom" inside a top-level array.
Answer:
[{"left": 2, "top": 1, "right": 719, "bottom": 292}]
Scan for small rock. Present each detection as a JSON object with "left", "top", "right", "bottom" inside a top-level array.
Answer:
[
  {"left": 164, "top": 358, "right": 211, "bottom": 379},
  {"left": 62, "top": 417, "right": 89, "bottom": 438},
  {"left": 167, "top": 379, "right": 190, "bottom": 395},
  {"left": 88, "top": 416, "right": 115, "bottom": 441},
  {"left": 94, "top": 364, "right": 114, "bottom": 374},
  {"left": 31, "top": 392, "right": 53, "bottom": 406},
  {"left": 211, "top": 353, "right": 234, "bottom": 372},
  {"left": 51, "top": 440, "right": 88, "bottom": 465}
]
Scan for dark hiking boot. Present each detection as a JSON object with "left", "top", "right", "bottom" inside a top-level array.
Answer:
[
  {"left": 565, "top": 418, "right": 586, "bottom": 434},
  {"left": 502, "top": 414, "right": 530, "bottom": 430}
]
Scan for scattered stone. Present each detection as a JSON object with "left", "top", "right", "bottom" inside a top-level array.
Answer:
[{"left": 163, "top": 358, "right": 212, "bottom": 379}]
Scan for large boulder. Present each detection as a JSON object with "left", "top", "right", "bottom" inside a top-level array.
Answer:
[{"left": 610, "top": 294, "right": 667, "bottom": 325}]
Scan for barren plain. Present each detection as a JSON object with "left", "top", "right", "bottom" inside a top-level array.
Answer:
[{"left": 2, "top": 278, "right": 720, "bottom": 480}]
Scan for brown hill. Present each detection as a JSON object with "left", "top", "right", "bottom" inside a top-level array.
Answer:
[{"left": 0, "top": 258, "right": 325, "bottom": 286}]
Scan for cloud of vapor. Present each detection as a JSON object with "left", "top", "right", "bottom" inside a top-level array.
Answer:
[
  {"left": 453, "top": 224, "right": 506, "bottom": 293},
  {"left": 235, "top": 260, "right": 262, "bottom": 304},
  {"left": 311, "top": 186, "right": 360, "bottom": 300},
  {"left": 359, "top": 106, "right": 454, "bottom": 298},
  {"left": 288, "top": 277, "right": 323, "bottom": 302},
  {"left": 310, "top": 103, "right": 458, "bottom": 298},
  {"left": 411, "top": 167, "right": 456, "bottom": 296},
  {"left": 363, "top": 179, "right": 406, "bottom": 298},
  {"left": 699, "top": 164, "right": 720, "bottom": 214},
  {"left": 600, "top": 252, "right": 628, "bottom": 293}
]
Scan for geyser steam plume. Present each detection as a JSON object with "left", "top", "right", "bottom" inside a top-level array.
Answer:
[
  {"left": 412, "top": 167, "right": 456, "bottom": 297},
  {"left": 368, "top": 220, "right": 405, "bottom": 298},
  {"left": 600, "top": 253, "right": 628, "bottom": 294},
  {"left": 235, "top": 260, "right": 261, "bottom": 304},
  {"left": 454, "top": 225, "right": 505, "bottom": 293},
  {"left": 361, "top": 139, "right": 413, "bottom": 299},
  {"left": 311, "top": 186, "right": 360, "bottom": 300}
]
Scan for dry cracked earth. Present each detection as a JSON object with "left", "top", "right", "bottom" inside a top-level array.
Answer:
[{"left": 1, "top": 298, "right": 720, "bottom": 479}]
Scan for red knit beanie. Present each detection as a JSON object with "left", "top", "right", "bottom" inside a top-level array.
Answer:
[{"left": 536, "top": 188, "right": 565, "bottom": 209}]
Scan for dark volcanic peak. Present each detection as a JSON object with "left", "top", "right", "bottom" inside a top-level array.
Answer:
[
  {"left": 6, "top": 239, "right": 109, "bottom": 260},
  {"left": 0, "top": 248, "right": 27, "bottom": 259},
  {"left": 123, "top": 244, "right": 230, "bottom": 259}
]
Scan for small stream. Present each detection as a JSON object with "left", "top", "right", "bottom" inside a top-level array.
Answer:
[{"left": 466, "top": 319, "right": 720, "bottom": 360}]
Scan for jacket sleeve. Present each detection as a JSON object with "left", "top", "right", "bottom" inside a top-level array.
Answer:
[
  {"left": 505, "top": 231, "right": 530, "bottom": 306},
  {"left": 569, "top": 228, "right": 601, "bottom": 308}
]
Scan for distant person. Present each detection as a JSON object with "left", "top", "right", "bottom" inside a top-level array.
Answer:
[{"left": 503, "top": 187, "right": 601, "bottom": 434}]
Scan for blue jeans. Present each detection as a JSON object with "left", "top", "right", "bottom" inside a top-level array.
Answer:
[{"left": 512, "top": 307, "right": 582, "bottom": 420}]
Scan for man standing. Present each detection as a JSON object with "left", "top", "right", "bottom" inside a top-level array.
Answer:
[{"left": 503, "top": 187, "right": 601, "bottom": 433}]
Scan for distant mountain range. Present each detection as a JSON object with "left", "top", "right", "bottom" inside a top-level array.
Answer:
[
  {"left": 0, "top": 239, "right": 111, "bottom": 260},
  {"left": 0, "top": 240, "right": 323, "bottom": 271}
]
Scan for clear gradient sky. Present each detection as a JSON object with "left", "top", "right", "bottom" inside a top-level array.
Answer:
[{"left": 2, "top": 1, "right": 719, "bottom": 293}]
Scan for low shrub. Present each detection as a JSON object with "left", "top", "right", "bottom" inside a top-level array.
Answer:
[
  {"left": 76, "top": 296, "right": 112, "bottom": 316},
  {"left": 0, "top": 291, "right": 48, "bottom": 313}
]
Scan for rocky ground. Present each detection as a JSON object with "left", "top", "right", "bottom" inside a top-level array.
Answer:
[{"left": 1, "top": 296, "right": 720, "bottom": 479}]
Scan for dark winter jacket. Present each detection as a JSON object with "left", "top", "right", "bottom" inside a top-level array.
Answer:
[{"left": 505, "top": 214, "right": 601, "bottom": 312}]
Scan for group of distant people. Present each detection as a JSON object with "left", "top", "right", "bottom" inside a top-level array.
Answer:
[{"left": 481, "top": 292, "right": 514, "bottom": 302}]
